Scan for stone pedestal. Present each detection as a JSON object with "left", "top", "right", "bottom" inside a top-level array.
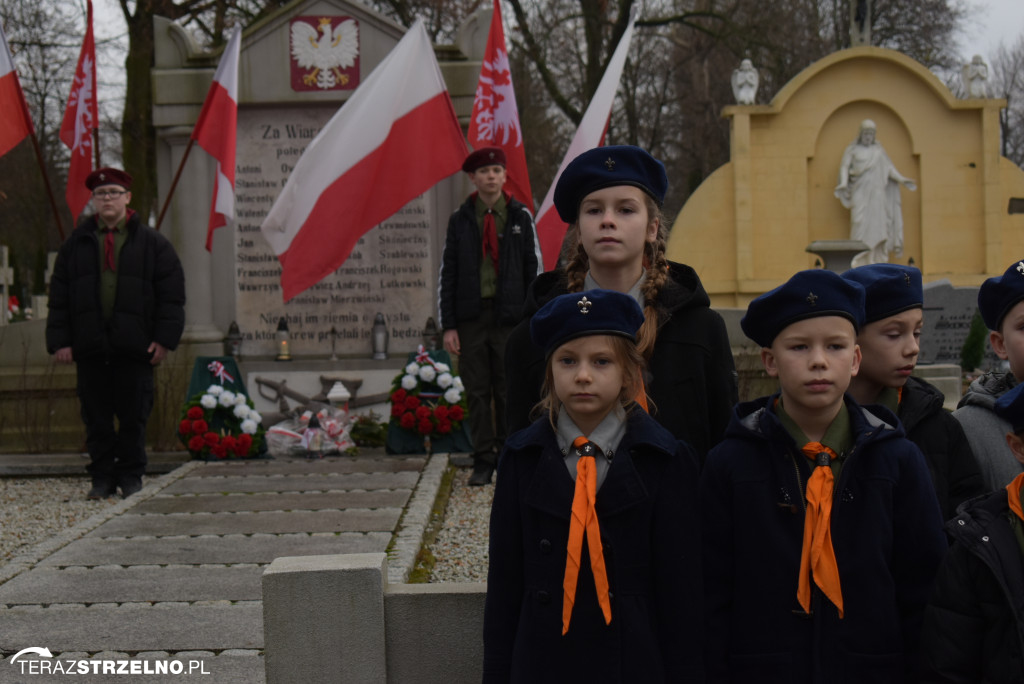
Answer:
[{"left": 806, "top": 240, "right": 870, "bottom": 273}]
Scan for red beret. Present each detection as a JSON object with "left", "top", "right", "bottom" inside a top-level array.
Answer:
[
  {"left": 462, "top": 147, "right": 506, "bottom": 173},
  {"left": 86, "top": 167, "right": 133, "bottom": 191}
]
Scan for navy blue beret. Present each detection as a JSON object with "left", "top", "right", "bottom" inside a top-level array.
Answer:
[
  {"left": 462, "top": 147, "right": 506, "bottom": 173},
  {"left": 741, "top": 269, "right": 866, "bottom": 347},
  {"left": 841, "top": 264, "right": 922, "bottom": 324},
  {"left": 531, "top": 289, "right": 644, "bottom": 357},
  {"left": 995, "top": 381, "right": 1024, "bottom": 433},
  {"left": 978, "top": 260, "right": 1024, "bottom": 330},
  {"left": 553, "top": 145, "right": 668, "bottom": 223}
]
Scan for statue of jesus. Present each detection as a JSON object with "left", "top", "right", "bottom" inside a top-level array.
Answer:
[{"left": 834, "top": 120, "right": 917, "bottom": 267}]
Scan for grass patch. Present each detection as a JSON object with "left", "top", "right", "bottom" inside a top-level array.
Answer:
[{"left": 404, "top": 464, "right": 457, "bottom": 584}]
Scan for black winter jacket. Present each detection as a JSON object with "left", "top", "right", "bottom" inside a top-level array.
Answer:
[
  {"left": 504, "top": 262, "right": 738, "bottom": 460},
  {"left": 701, "top": 394, "right": 948, "bottom": 684},
  {"left": 899, "top": 376, "right": 985, "bottom": 520},
  {"left": 437, "top": 194, "right": 540, "bottom": 329},
  {"left": 483, "top": 409, "right": 704, "bottom": 683},
  {"left": 921, "top": 487, "right": 1024, "bottom": 684},
  {"left": 46, "top": 212, "right": 186, "bottom": 364}
]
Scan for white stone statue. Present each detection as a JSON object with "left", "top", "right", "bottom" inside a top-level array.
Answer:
[
  {"left": 834, "top": 120, "right": 917, "bottom": 267},
  {"left": 731, "top": 59, "right": 759, "bottom": 105},
  {"left": 961, "top": 54, "right": 989, "bottom": 98}
]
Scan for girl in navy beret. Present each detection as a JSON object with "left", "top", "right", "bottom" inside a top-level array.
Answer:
[
  {"left": 505, "top": 145, "right": 737, "bottom": 461},
  {"left": 483, "top": 289, "right": 703, "bottom": 683}
]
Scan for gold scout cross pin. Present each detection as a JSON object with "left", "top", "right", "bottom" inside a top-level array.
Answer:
[{"left": 578, "top": 296, "right": 592, "bottom": 314}]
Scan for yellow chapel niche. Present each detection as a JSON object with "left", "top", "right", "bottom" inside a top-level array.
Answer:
[{"left": 668, "top": 46, "right": 1024, "bottom": 308}]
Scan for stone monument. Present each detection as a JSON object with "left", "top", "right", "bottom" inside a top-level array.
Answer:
[{"left": 151, "top": 0, "right": 480, "bottom": 360}]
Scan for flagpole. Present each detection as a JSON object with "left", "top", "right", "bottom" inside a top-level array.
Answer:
[
  {"left": 154, "top": 139, "right": 194, "bottom": 232},
  {"left": 27, "top": 133, "right": 66, "bottom": 241}
]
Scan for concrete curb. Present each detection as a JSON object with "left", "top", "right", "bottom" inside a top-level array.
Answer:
[
  {"left": 0, "top": 461, "right": 204, "bottom": 586},
  {"left": 386, "top": 452, "right": 449, "bottom": 584}
]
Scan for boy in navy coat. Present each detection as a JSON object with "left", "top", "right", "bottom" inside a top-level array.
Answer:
[{"left": 700, "top": 269, "right": 947, "bottom": 683}]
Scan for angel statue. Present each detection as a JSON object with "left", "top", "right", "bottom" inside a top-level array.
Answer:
[
  {"left": 291, "top": 18, "right": 359, "bottom": 90},
  {"left": 961, "top": 55, "right": 989, "bottom": 99},
  {"left": 731, "top": 59, "right": 759, "bottom": 105}
]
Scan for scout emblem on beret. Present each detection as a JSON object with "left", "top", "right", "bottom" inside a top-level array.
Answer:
[
  {"left": 605, "top": 157, "right": 615, "bottom": 171},
  {"left": 99, "top": 173, "right": 106, "bottom": 182},
  {"left": 806, "top": 291, "right": 818, "bottom": 306},
  {"left": 578, "top": 296, "right": 592, "bottom": 314},
  {"left": 489, "top": 151, "right": 496, "bottom": 160},
  {"left": 904, "top": 272, "right": 911, "bottom": 285},
  {"left": 1017, "top": 261, "right": 1024, "bottom": 276}
]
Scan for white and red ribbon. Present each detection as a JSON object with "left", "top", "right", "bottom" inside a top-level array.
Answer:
[{"left": 207, "top": 360, "right": 235, "bottom": 385}]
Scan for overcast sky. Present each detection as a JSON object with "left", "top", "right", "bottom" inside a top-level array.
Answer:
[{"left": 961, "top": 0, "right": 1024, "bottom": 60}]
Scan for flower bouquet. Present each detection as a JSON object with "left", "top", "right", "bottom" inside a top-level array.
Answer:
[
  {"left": 178, "top": 385, "right": 266, "bottom": 459},
  {"left": 386, "top": 346, "right": 472, "bottom": 454}
]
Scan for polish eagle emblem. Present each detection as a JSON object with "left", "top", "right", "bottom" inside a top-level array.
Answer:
[{"left": 290, "top": 17, "right": 359, "bottom": 90}]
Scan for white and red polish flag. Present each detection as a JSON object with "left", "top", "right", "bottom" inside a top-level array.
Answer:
[
  {"left": 192, "top": 26, "right": 241, "bottom": 251},
  {"left": 261, "top": 19, "right": 467, "bottom": 302},
  {"left": 0, "top": 24, "right": 34, "bottom": 159},
  {"left": 534, "top": 7, "right": 638, "bottom": 270},
  {"left": 468, "top": 0, "right": 533, "bottom": 209},
  {"left": 60, "top": 0, "right": 98, "bottom": 225}
]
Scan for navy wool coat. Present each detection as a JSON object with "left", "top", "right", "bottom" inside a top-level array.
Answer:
[
  {"left": 483, "top": 409, "right": 704, "bottom": 684},
  {"left": 700, "top": 394, "right": 947, "bottom": 684}
]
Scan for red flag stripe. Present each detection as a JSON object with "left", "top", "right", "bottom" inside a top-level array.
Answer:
[
  {"left": 278, "top": 91, "right": 465, "bottom": 301},
  {"left": 192, "top": 81, "right": 237, "bottom": 186},
  {"left": 60, "top": 0, "right": 97, "bottom": 225},
  {"left": 0, "top": 71, "right": 33, "bottom": 157}
]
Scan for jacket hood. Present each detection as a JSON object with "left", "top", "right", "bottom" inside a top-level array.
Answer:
[
  {"left": 947, "top": 488, "right": 1011, "bottom": 547},
  {"left": 725, "top": 393, "right": 904, "bottom": 450},
  {"left": 521, "top": 261, "right": 711, "bottom": 320},
  {"left": 898, "top": 376, "right": 945, "bottom": 432},
  {"left": 958, "top": 370, "right": 1018, "bottom": 411}
]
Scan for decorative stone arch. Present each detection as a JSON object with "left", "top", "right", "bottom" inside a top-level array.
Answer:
[{"left": 667, "top": 46, "right": 1024, "bottom": 307}]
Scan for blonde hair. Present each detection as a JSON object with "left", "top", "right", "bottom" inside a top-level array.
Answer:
[
  {"left": 563, "top": 193, "right": 668, "bottom": 360},
  {"left": 535, "top": 334, "right": 646, "bottom": 428}
]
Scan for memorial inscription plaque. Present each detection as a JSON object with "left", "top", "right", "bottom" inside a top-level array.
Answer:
[{"left": 233, "top": 106, "right": 437, "bottom": 357}]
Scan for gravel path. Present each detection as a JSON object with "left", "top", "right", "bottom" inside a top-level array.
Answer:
[
  {"left": 0, "top": 477, "right": 120, "bottom": 563},
  {"left": 428, "top": 468, "right": 493, "bottom": 583}
]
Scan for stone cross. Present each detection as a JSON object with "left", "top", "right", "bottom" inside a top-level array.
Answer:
[
  {"left": 850, "top": 0, "right": 872, "bottom": 47},
  {"left": 0, "top": 245, "right": 13, "bottom": 326}
]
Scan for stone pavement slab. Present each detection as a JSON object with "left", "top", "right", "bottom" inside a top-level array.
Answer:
[
  {"left": 0, "top": 603, "right": 264, "bottom": 652},
  {"left": 197, "top": 456, "right": 425, "bottom": 476},
  {"left": 0, "top": 566, "right": 265, "bottom": 605},
  {"left": 132, "top": 489, "right": 410, "bottom": 514},
  {"left": 86, "top": 509, "right": 402, "bottom": 537},
  {"left": 0, "top": 449, "right": 452, "bottom": 682},
  {"left": 162, "top": 471, "right": 420, "bottom": 494},
  {"left": 38, "top": 533, "right": 392, "bottom": 567}
]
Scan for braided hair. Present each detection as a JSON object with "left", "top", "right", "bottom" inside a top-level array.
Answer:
[{"left": 563, "top": 194, "right": 669, "bottom": 360}]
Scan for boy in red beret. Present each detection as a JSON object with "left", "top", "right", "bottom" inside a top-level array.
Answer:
[
  {"left": 46, "top": 167, "right": 185, "bottom": 499},
  {"left": 438, "top": 147, "right": 541, "bottom": 485}
]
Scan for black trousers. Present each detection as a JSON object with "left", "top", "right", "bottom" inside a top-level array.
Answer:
[
  {"left": 76, "top": 358, "right": 154, "bottom": 482},
  {"left": 456, "top": 302, "right": 511, "bottom": 463}
]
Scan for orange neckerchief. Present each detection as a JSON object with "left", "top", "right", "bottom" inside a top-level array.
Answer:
[
  {"left": 563, "top": 436, "right": 612, "bottom": 634},
  {"left": 797, "top": 441, "right": 844, "bottom": 618},
  {"left": 1007, "top": 472, "right": 1024, "bottom": 522}
]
